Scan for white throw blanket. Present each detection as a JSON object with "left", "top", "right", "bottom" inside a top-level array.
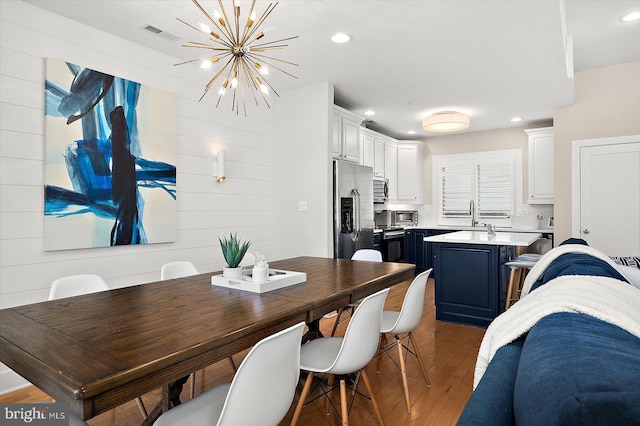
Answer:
[
  {"left": 520, "top": 244, "right": 640, "bottom": 297},
  {"left": 473, "top": 275, "right": 640, "bottom": 389}
]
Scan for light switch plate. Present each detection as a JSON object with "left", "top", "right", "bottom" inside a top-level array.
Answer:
[{"left": 298, "top": 201, "right": 308, "bottom": 212}]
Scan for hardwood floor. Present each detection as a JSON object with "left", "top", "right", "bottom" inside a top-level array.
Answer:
[{"left": 0, "top": 277, "right": 485, "bottom": 425}]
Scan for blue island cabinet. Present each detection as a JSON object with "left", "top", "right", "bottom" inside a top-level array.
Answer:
[{"left": 432, "top": 242, "right": 515, "bottom": 327}]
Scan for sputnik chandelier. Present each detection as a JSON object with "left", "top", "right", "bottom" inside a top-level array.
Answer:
[{"left": 177, "top": 0, "right": 298, "bottom": 114}]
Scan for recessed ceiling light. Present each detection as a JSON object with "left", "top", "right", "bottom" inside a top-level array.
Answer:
[
  {"left": 364, "top": 110, "right": 375, "bottom": 116},
  {"left": 620, "top": 11, "right": 640, "bottom": 22},
  {"left": 510, "top": 117, "right": 522, "bottom": 122},
  {"left": 331, "top": 33, "right": 351, "bottom": 44},
  {"left": 407, "top": 130, "right": 416, "bottom": 135}
]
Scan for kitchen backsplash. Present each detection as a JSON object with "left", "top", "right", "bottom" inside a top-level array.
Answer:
[{"left": 382, "top": 203, "right": 554, "bottom": 230}]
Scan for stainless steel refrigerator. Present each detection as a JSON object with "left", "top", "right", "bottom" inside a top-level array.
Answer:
[{"left": 333, "top": 160, "right": 375, "bottom": 259}]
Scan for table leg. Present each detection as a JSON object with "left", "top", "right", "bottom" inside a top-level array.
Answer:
[
  {"left": 140, "top": 376, "right": 189, "bottom": 426},
  {"left": 302, "top": 319, "right": 324, "bottom": 343}
]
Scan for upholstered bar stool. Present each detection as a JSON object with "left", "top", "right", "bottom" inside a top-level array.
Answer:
[{"left": 504, "top": 254, "right": 540, "bottom": 310}]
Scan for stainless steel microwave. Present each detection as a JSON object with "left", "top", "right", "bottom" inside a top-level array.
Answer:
[
  {"left": 392, "top": 210, "right": 418, "bottom": 227},
  {"left": 373, "top": 178, "right": 388, "bottom": 204}
]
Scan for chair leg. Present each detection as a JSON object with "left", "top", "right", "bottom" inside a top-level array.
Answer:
[
  {"left": 330, "top": 307, "right": 345, "bottom": 337},
  {"left": 505, "top": 267, "right": 517, "bottom": 311},
  {"left": 326, "top": 374, "right": 334, "bottom": 415},
  {"left": 340, "top": 379, "right": 349, "bottom": 425},
  {"left": 135, "top": 397, "right": 148, "bottom": 419},
  {"left": 397, "top": 338, "right": 411, "bottom": 413},
  {"left": 360, "top": 369, "right": 384, "bottom": 426},
  {"left": 290, "top": 371, "right": 314, "bottom": 426},
  {"left": 376, "top": 333, "right": 387, "bottom": 373},
  {"left": 409, "top": 332, "right": 431, "bottom": 386}
]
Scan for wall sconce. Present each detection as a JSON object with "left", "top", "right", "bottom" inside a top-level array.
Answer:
[{"left": 213, "top": 150, "right": 226, "bottom": 183}]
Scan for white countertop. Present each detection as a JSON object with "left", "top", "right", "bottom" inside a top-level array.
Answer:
[{"left": 423, "top": 231, "right": 542, "bottom": 246}]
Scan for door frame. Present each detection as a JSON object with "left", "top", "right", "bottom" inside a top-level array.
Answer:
[{"left": 571, "top": 134, "right": 640, "bottom": 237}]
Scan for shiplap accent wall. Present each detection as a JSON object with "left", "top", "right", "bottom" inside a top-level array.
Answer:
[{"left": 0, "top": 1, "right": 278, "bottom": 393}]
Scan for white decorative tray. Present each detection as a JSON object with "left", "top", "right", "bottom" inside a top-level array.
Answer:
[{"left": 211, "top": 269, "right": 307, "bottom": 293}]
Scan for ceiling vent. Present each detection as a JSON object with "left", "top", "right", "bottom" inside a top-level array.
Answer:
[{"left": 141, "top": 24, "right": 181, "bottom": 42}]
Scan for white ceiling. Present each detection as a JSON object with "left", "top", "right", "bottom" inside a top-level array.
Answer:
[{"left": 23, "top": 0, "right": 640, "bottom": 139}]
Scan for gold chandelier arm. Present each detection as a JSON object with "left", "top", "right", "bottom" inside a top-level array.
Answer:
[
  {"left": 249, "top": 35, "right": 299, "bottom": 48},
  {"left": 239, "top": 58, "right": 260, "bottom": 106},
  {"left": 242, "top": 2, "right": 277, "bottom": 44},
  {"left": 240, "top": 0, "right": 257, "bottom": 46},
  {"left": 176, "top": 18, "right": 231, "bottom": 48},
  {"left": 217, "top": 0, "right": 237, "bottom": 44},
  {"left": 247, "top": 52, "right": 299, "bottom": 68},
  {"left": 245, "top": 53, "right": 298, "bottom": 79},
  {"left": 242, "top": 58, "right": 276, "bottom": 101},
  {"left": 190, "top": 0, "right": 234, "bottom": 46},
  {"left": 215, "top": 57, "right": 238, "bottom": 107}
]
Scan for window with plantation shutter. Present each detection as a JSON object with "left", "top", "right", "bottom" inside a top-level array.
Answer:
[
  {"left": 476, "top": 161, "right": 513, "bottom": 219},
  {"left": 433, "top": 150, "right": 522, "bottom": 227},
  {"left": 441, "top": 165, "right": 473, "bottom": 218}
]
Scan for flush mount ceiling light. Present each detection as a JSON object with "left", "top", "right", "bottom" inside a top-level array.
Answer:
[
  {"left": 364, "top": 110, "right": 375, "bottom": 116},
  {"left": 422, "top": 111, "right": 470, "bottom": 133},
  {"left": 330, "top": 32, "right": 351, "bottom": 43},
  {"left": 620, "top": 11, "right": 640, "bottom": 22},
  {"left": 510, "top": 117, "right": 523, "bottom": 122},
  {"left": 176, "top": 0, "right": 298, "bottom": 115}
]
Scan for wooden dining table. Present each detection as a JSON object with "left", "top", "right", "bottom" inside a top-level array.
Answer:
[{"left": 0, "top": 256, "right": 414, "bottom": 424}]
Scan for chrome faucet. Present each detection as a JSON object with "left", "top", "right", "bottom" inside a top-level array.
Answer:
[{"left": 470, "top": 200, "right": 479, "bottom": 227}]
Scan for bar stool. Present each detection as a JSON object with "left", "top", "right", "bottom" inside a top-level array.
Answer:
[{"left": 504, "top": 254, "right": 540, "bottom": 310}]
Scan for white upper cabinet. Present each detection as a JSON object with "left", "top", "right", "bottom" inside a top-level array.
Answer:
[
  {"left": 525, "top": 127, "right": 554, "bottom": 204},
  {"left": 374, "top": 137, "right": 386, "bottom": 177},
  {"left": 385, "top": 140, "right": 398, "bottom": 202},
  {"left": 333, "top": 106, "right": 362, "bottom": 163},
  {"left": 360, "top": 127, "right": 386, "bottom": 177},
  {"left": 397, "top": 141, "right": 422, "bottom": 203}
]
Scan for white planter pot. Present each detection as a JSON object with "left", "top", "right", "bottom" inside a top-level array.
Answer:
[{"left": 223, "top": 267, "right": 243, "bottom": 280}]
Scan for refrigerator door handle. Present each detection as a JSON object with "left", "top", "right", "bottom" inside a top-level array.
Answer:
[{"left": 352, "top": 188, "right": 361, "bottom": 242}]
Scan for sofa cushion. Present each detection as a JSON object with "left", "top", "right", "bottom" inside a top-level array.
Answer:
[{"left": 513, "top": 312, "right": 640, "bottom": 425}]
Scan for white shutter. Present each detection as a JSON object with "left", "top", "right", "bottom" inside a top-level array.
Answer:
[
  {"left": 441, "top": 164, "right": 473, "bottom": 218},
  {"left": 476, "top": 161, "right": 513, "bottom": 219}
]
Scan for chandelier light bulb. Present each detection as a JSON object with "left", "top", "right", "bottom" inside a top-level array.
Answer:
[
  {"left": 260, "top": 84, "right": 269, "bottom": 95},
  {"left": 213, "top": 10, "right": 225, "bottom": 26},
  {"left": 198, "top": 23, "right": 210, "bottom": 34},
  {"left": 200, "top": 60, "right": 212, "bottom": 69},
  {"left": 231, "top": 77, "right": 238, "bottom": 89}
]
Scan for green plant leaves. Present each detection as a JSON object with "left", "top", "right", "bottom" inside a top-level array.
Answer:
[{"left": 219, "top": 233, "right": 252, "bottom": 268}]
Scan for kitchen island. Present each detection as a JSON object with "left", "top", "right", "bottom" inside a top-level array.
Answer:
[{"left": 424, "top": 231, "right": 541, "bottom": 327}]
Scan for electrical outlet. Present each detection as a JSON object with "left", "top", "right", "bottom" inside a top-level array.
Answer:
[{"left": 298, "top": 201, "right": 308, "bottom": 212}]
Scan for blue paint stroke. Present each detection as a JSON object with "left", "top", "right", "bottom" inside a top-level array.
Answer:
[{"left": 44, "top": 61, "right": 176, "bottom": 247}]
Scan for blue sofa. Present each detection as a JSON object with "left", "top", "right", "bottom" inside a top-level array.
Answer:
[{"left": 458, "top": 242, "right": 640, "bottom": 425}]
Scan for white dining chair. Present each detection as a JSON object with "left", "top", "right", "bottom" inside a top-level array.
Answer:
[
  {"left": 376, "top": 269, "right": 432, "bottom": 413},
  {"left": 48, "top": 274, "right": 149, "bottom": 419},
  {"left": 160, "top": 261, "right": 238, "bottom": 400},
  {"left": 49, "top": 274, "right": 109, "bottom": 300},
  {"left": 160, "top": 261, "right": 199, "bottom": 280},
  {"left": 291, "top": 288, "right": 389, "bottom": 426},
  {"left": 330, "top": 249, "right": 384, "bottom": 337},
  {"left": 153, "top": 321, "right": 305, "bottom": 426}
]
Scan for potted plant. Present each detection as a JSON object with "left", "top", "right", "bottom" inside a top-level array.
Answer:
[{"left": 219, "top": 233, "right": 251, "bottom": 279}]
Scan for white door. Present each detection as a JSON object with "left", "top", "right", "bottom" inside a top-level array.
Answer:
[{"left": 578, "top": 140, "right": 640, "bottom": 256}]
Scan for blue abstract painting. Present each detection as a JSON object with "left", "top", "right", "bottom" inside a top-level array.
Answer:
[{"left": 44, "top": 58, "right": 177, "bottom": 251}]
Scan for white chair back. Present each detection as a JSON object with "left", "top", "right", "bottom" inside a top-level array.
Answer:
[
  {"left": 385, "top": 269, "right": 432, "bottom": 334},
  {"left": 216, "top": 322, "right": 305, "bottom": 425},
  {"left": 329, "top": 288, "right": 389, "bottom": 375},
  {"left": 160, "top": 261, "right": 199, "bottom": 280},
  {"left": 351, "top": 249, "right": 383, "bottom": 262},
  {"left": 49, "top": 274, "right": 109, "bottom": 300}
]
